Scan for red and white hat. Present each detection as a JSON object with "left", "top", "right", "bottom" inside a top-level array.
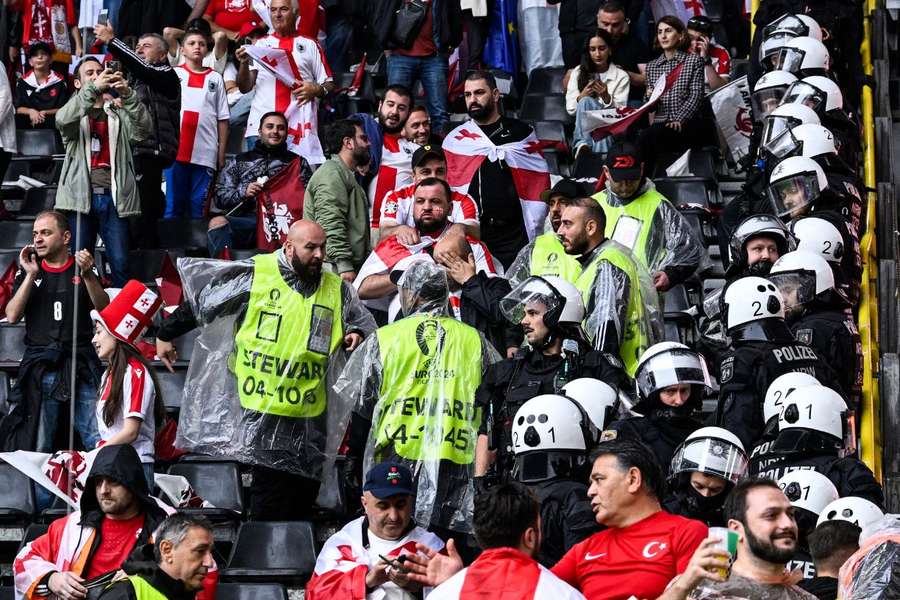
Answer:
[{"left": 91, "top": 280, "right": 162, "bottom": 348}]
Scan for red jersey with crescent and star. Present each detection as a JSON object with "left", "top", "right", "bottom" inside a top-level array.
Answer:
[{"left": 551, "top": 510, "right": 707, "bottom": 600}]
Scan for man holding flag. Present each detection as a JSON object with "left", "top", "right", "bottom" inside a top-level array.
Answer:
[
  {"left": 443, "top": 70, "right": 551, "bottom": 270},
  {"left": 235, "top": 0, "right": 333, "bottom": 164}
]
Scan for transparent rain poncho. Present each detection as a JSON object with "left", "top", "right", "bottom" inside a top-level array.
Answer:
[
  {"left": 334, "top": 261, "right": 500, "bottom": 532},
  {"left": 173, "top": 254, "right": 376, "bottom": 509},
  {"left": 839, "top": 515, "right": 900, "bottom": 599}
]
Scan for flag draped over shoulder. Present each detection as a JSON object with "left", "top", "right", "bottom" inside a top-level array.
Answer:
[
  {"left": 443, "top": 121, "right": 550, "bottom": 241},
  {"left": 242, "top": 44, "right": 326, "bottom": 164},
  {"left": 256, "top": 158, "right": 306, "bottom": 251}
]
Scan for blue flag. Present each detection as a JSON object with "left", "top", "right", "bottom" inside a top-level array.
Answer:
[{"left": 484, "top": 0, "right": 520, "bottom": 74}]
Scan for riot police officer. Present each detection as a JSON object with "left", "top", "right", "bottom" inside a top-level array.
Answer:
[
  {"left": 769, "top": 251, "right": 862, "bottom": 410},
  {"left": 511, "top": 394, "right": 602, "bottom": 566},
  {"left": 754, "top": 385, "right": 884, "bottom": 506},
  {"left": 725, "top": 214, "right": 795, "bottom": 279},
  {"left": 780, "top": 75, "right": 860, "bottom": 166},
  {"left": 663, "top": 427, "right": 749, "bottom": 526},
  {"left": 715, "top": 276, "right": 838, "bottom": 450},
  {"left": 603, "top": 342, "right": 711, "bottom": 468},
  {"left": 817, "top": 496, "right": 884, "bottom": 530},
  {"left": 778, "top": 469, "right": 841, "bottom": 579},
  {"left": 790, "top": 216, "right": 855, "bottom": 303},
  {"left": 475, "top": 276, "right": 625, "bottom": 482}
]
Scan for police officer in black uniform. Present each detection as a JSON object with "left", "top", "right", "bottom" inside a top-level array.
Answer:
[
  {"left": 510, "top": 393, "right": 602, "bottom": 566},
  {"left": 769, "top": 251, "right": 862, "bottom": 411},
  {"left": 715, "top": 275, "right": 839, "bottom": 451},
  {"left": 474, "top": 276, "right": 625, "bottom": 484},
  {"left": 777, "top": 469, "right": 841, "bottom": 580},
  {"left": 603, "top": 342, "right": 711, "bottom": 468},
  {"left": 752, "top": 384, "right": 883, "bottom": 506}
]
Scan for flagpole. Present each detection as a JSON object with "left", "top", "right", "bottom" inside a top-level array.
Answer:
[{"left": 67, "top": 211, "right": 82, "bottom": 515}]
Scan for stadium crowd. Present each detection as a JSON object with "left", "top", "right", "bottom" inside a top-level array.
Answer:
[{"left": 0, "top": 0, "right": 886, "bottom": 598}]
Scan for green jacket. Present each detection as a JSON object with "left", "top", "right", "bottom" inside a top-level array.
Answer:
[
  {"left": 304, "top": 156, "right": 371, "bottom": 273},
  {"left": 54, "top": 82, "right": 152, "bottom": 218}
]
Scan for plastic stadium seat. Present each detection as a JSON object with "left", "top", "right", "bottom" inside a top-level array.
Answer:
[
  {"left": 3, "top": 160, "right": 31, "bottom": 183},
  {"left": 216, "top": 583, "right": 288, "bottom": 600},
  {"left": 519, "top": 95, "right": 572, "bottom": 124},
  {"left": 15, "top": 523, "right": 49, "bottom": 558},
  {"left": 170, "top": 328, "right": 198, "bottom": 364},
  {"left": 331, "top": 70, "right": 377, "bottom": 111},
  {"left": 16, "top": 129, "right": 62, "bottom": 157},
  {"left": 653, "top": 148, "right": 719, "bottom": 180},
  {"left": 0, "top": 250, "right": 20, "bottom": 270},
  {"left": 19, "top": 186, "right": 58, "bottom": 219},
  {"left": 157, "top": 370, "right": 186, "bottom": 414},
  {"left": 0, "top": 586, "right": 13, "bottom": 600},
  {"left": 0, "top": 221, "right": 38, "bottom": 249},
  {"left": 0, "top": 461, "right": 35, "bottom": 523},
  {"left": 572, "top": 151, "right": 606, "bottom": 179},
  {"left": 525, "top": 67, "right": 567, "bottom": 96},
  {"left": 228, "top": 249, "right": 263, "bottom": 261},
  {"left": 38, "top": 497, "right": 68, "bottom": 524},
  {"left": 156, "top": 219, "right": 209, "bottom": 253},
  {"left": 168, "top": 461, "right": 244, "bottom": 520},
  {"left": 0, "top": 325, "right": 26, "bottom": 367},
  {"left": 222, "top": 521, "right": 317, "bottom": 584},
  {"left": 731, "top": 59, "right": 750, "bottom": 80},
  {"left": 664, "top": 284, "right": 692, "bottom": 316},
  {"left": 653, "top": 177, "right": 714, "bottom": 208},
  {"left": 704, "top": 0, "right": 723, "bottom": 20},
  {"left": 532, "top": 120, "right": 569, "bottom": 153}
]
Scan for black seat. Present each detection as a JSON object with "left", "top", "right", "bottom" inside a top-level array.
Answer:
[
  {"left": 0, "top": 586, "right": 13, "bottom": 600},
  {"left": 221, "top": 521, "right": 317, "bottom": 584},
  {"left": 127, "top": 249, "right": 171, "bottom": 284},
  {"left": 167, "top": 461, "right": 244, "bottom": 521},
  {"left": 228, "top": 249, "right": 262, "bottom": 261},
  {"left": 730, "top": 59, "right": 750, "bottom": 80},
  {"left": 19, "top": 186, "right": 58, "bottom": 219},
  {"left": 0, "top": 250, "right": 20, "bottom": 270},
  {"left": 525, "top": 67, "right": 567, "bottom": 96},
  {"left": 0, "top": 325, "right": 26, "bottom": 367},
  {"left": 0, "top": 461, "right": 36, "bottom": 524},
  {"left": 0, "top": 221, "right": 38, "bottom": 249},
  {"left": 3, "top": 160, "right": 31, "bottom": 184},
  {"left": 571, "top": 151, "right": 606, "bottom": 179},
  {"left": 542, "top": 151, "right": 561, "bottom": 175},
  {"left": 331, "top": 70, "right": 377, "bottom": 112},
  {"left": 519, "top": 95, "right": 572, "bottom": 124},
  {"left": 16, "top": 129, "right": 62, "bottom": 157},
  {"left": 664, "top": 284, "right": 692, "bottom": 316},
  {"left": 157, "top": 370, "right": 186, "bottom": 414},
  {"left": 215, "top": 583, "right": 288, "bottom": 600},
  {"left": 156, "top": 219, "right": 209, "bottom": 254},
  {"left": 170, "top": 328, "right": 198, "bottom": 363},
  {"left": 532, "top": 120, "right": 569, "bottom": 153},
  {"left": 653, "top": 176, "right": 714, "bottom": 208},
  {"left": 38, "top": 496, "right": 69, "bottom": 524},
  {"left": 652, "top": 148, "right": 719, "bottom": 180}
]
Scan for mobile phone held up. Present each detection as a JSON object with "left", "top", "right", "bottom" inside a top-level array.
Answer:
[
  {"left": 97, "top": 8, "right": 109, "bottom": 25},
  {"left": 106, "top": 60, "right": 121, "bottom": 73}
]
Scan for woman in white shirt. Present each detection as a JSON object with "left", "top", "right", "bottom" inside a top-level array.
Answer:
[{"left": 565, "top": 29, "right": 630, "bottom": 156}]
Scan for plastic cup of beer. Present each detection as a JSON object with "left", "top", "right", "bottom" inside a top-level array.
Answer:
[{"left": 707, "top": 526, "right": 738, "bottom": 579}]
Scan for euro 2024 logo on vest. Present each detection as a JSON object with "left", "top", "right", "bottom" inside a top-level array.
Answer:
[{"left": 414, "top": 319, "right": 454, "bottom": 378}]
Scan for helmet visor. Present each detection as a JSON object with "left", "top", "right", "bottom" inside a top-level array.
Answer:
[
  {"left": 777, "top": 46, "right": 808, "bottom": 73},
  {"left": 768, "top": 173, "right": 821, "bottom": 218},
  {"left": 763, "top": 127, "right": 801, "bottom": 160},
  {"left": 769, "top": 270, "right": 817, "bottom": 310},
  {"left": 500, "top": 277, "right": 561, "bottom": 325},
  {"left": 751, "top": 86, "right": 790, "bottom": 122},
  {"left": 762, "top": 15, "right": 808, "bottom": 38},
  {"left": 670, "top": 437, "right": 748, "bottom": 483},
  {"left": 781, "top": 81, "right": 826, "bottom": 112},
  {"left": 760, "top": 33, "right": 795, "bottom": 67},
  {"left": 635, "top": 349, "right": 712, "bottom": 399},
  {"left": 761, "top": 114, "right": 801, "bottom": 146}
]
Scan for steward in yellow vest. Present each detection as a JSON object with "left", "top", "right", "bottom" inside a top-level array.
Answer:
[
  {"left": 591, "top": 141, "right": 703, "bottom": 291},
  {"left": 337, "top": 260, "right": 499, "bottom": 534}
]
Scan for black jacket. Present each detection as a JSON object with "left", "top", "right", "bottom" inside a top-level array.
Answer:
[
  {"left": 116, "top": 0, "right": 191, "bottom": 41},
  {"left": 459, "top": 272, "right": 520, "bottom": 354},
  {"left": 372, "top": 0, "right": 462, "bottom": 52},
  {"left": 98, "top": 566, "right": 197, "bottom": 600},
  {"left": 607, "top": 413, "right": 701, "bottom": 470},
  {"left": 791, "top": 309, "right": 862, "bottom": 411},
  {"left": 549, "top": 0, "right": 643, "bottom": 34},
  {"left": 751, "top": 454, "right": 884, "bottom": 508},
  {"left": 108, "top": 38, "right": 181, "bottom": 166},
  {"left": 532, "top": 479, "right": 600, "bottom": 567}
]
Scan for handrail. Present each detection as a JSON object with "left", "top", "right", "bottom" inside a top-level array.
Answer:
[{"left": 857, "top": 0, "right": 881, "bottom": 480}]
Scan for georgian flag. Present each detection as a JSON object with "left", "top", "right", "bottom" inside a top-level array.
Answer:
[
  {"left": 241, "top": 44, "right": 325, "bottom": 164},
  {"left": 22, "top": 69, "right": 64, "bottom": 91},
  {"left": 443, "top": 122, "right": 550, "bottom": 241},
  {"left": 369, "top": 133, "right": 418, "bottom": 228},
  {"left": 650, "top": 0, "right": 705, "bottom": 22}
]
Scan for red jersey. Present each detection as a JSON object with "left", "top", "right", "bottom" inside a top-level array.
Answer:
[
  {"left": 551, "top": 511, "right": 707, "bottom": 600},
  {"left": 85, "top": 513, "right": 146, "bottom": 578},
  {"left": 204, "top": 0, "right": 257, "bottom": 33}
]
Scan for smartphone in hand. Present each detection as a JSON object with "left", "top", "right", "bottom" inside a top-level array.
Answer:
[{"left": 97, "top": 8, "right": 109, "bottom": 25}]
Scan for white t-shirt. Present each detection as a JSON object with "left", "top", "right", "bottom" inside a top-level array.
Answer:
[
  {"left": 96, "top": 356, "right": 156, "bottom": 464},
  {"left": 174, "top": 65, "right": 230, "bottom": 169},
  {"left": 244, "top": 33, "right": 332, "bottom": 138},
  {"left": 223, "top": 62, "right": 244, "bottom": 106},
  {"left": 366, "top": 529, "right": 418, "bottom": 600}
]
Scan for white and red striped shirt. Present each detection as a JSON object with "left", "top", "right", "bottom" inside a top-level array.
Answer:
[
  {"left": 379, "top": 183, "right": 480, "bottom": 230},
  {"left": 174, "top": 65, "right": 230, "bottom": 169},
  {"left": 96, "top": 357, "right": 157, "bottom": 464},
  {"left": 245, "top": 33, "right": 332, "bottom": 140}
]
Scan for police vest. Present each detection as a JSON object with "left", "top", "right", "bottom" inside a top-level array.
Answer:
[
  {"left": 127, "top": 576, "right": 169, "bottom": 600},
  {"left": 373, "top": 315, "right": 483, "bottom": 465},
  {"left": 575, "top": 244, "right": 648, "bottom": 376},
  {"left": 530, "top": 233, "right": 582, "bottom": 283},
  {"left": 233, "top": 253, "right": 344, "bottom": 418},
  {"left": 592, "top": 188, "right": 666, "bottom": 270}
]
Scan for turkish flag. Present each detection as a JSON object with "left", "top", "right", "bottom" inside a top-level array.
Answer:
[{"left": 256, "top": 158, "right": 306, "bottom": 251}]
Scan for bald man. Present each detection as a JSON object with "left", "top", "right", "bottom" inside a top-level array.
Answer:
[{"left": 155, "top": 219, "right": 376, "bottom": 520}]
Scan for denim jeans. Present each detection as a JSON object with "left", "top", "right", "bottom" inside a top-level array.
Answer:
[
  {"left": 35, "top": 369, "right": 100, "bottom": 453},
  {"left": 245, "top": 136, "right": 259, "bottom": 152},
  {"left": 387, "top": 53, "right": 449, "bottom": 134},
  {"left": 164, "top": 162, "right": 214, "bottom": 219},
  {"left": 70, "top": 193, "right": 130, "bottom": 287},
  {"left": 229, "top": 91, "right": 255, "bottom": 126},
  {"left": 574, "top": 96, "right": 615, "bottom": 155},
  {"left": 325, "top": 11, "right": 354, "bottom": 74},
  {"left": 208, "top": 215, "right": 258, "bottom": 257},
  {"left": 104, "top": 0, "right": 123, "bottom": 31}
]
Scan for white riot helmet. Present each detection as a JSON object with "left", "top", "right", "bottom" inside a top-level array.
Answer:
[
  {"left": 722, "top": 276, "right": 785, "bottom": 332},
  {"left": 777, "top": 470, "right": 840, "bottom": 516},
  {"left": 763, "top": 373, "right": 821, "bottom": 428},
  {"left": 752, "top": 71, "right": 798, "bottom": 123},
  {"left": 790, "top": 217, "right": 844, "bottom": 264},
  {"left": 760, "top": 33, "right": 799, "bottom": 70},
  {"left": 762, "top": 13, "right": 823, "bottom": 42},
  {"left": 633, "top": 342, "right": 712, "bottom": 413},
  {"left": 764, "top": 123, "right": 837, "bottom": 161},
  {"left": 769, "top": 251, "right": 837, "bottom": 319},
  {"left": 562, "top": 378, "right": 619, "bottom": 434},
  {"left": 729, "top": 214, "right": 794, "bottom": 272},
  {"left": 817, "top": 497, "right": 885, "bottom": 529},
  {"left": 761, "top": 103, "right": 821, "bottom": 156},
  {"left": 776, "top": 37, "right": 830, "bottom": 76},
  {"left": 767, "top": 156, "right": 828, "bottom": 219},
  {"left": 500, "top": 275, "right": 585, "bottom": 329},
  {"left": 669, "top": 427, "right": 748, "bottom": 484},
  {"left": 774, "top": 385, "right": 848, "bottom": 453},
  {"left": 781, "top": 76, "right": 844, "bottom": 114},
  {"left": 512, "top": 394, "right": 594, "bottom": 482}
]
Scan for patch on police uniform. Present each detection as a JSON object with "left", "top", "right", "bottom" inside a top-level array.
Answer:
[
  {"left": 720, "top": 356, "right": 734, "bottom": 383},
  {"left": 795, "top": 328, "right": 813, "bottom": 345},
  {"left": 599, "top": 430, "right": 618, "bottom": 442},
  {"left": 602, "top": 353, "right": 624, "bottom": 369},
  {"left": 308, "top": 304, "right": 334, "bottom": 355}
]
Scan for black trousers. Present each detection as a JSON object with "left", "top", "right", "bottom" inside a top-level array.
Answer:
[
  {"left": 249, "top": 464, "right": 322, "bottom": 521},
  {"left": 561, "top": 30, "right": 593, "bottom": 69},
  {"left": 133, "top": 155, "right": 169, "bottom": 249}
]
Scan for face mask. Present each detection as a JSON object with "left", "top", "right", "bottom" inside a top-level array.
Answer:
[
  {"left": 748, "top": 259, "right": 775, "bottom": 276},
  {"left": 686, "top": 484, "right": 726, "bottom": 515}
]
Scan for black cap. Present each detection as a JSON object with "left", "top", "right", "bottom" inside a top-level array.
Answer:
[
  {"left": 540, "top": 178, "right": 591, "bottom": 202},
  {"left": 363, "top": 462, "right": 415, "bottom": 498},
  {"left": 605, "top": 140, "right": 644, "bottom": 180},
  {"left": 412, "top": 144, "right": 445, "bottom": 169},
  {"left": 28, "top": 41, "right": 52, "bottom": 58},
  {"left": 686, "top": 15, "right": 713, "bottom": 35}
]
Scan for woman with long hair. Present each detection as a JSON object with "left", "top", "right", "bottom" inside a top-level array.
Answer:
[
  {"left": 566, "top": 28, "right": 630, "bottom": 155},
  {"left": 91, "top": 281, "right": 165, "bottom": 491}
]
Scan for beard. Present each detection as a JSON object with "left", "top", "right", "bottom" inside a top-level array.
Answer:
[
  {"left": 291, "top": 253, "right": 323, "bottom": 284},
  {"left": 744, "top": 523, "right": 797, "bottom": 564},
  {"left": 352, "top": 145, "right": 371, "bottom": 168},
  {"left": 379, "top": 111, "right": 404, "bottom": 134},
  {"left": 414, "top": 215, "right": 448, "bottom": 235},
  {"left": 467, "top": 96, "right": 496, "bottom": 121}
]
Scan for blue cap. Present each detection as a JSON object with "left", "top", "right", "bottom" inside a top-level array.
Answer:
[{"left": 363, "top": 462, "right": 414, "bottom": 498}]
